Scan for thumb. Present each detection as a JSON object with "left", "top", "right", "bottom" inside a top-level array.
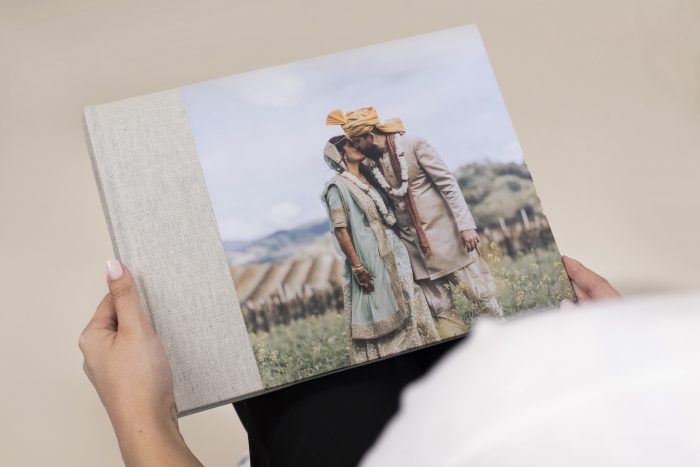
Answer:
[
  {"left": 562, "top": 255, "right": 614, "bottom": 298},
  {"left": 106, "top": 259, "right": 147, "bottom": 330}
]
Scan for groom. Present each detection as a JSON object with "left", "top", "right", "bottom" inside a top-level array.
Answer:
[{"left": 327, "top": 106, "right": 503, "bottom": 337}]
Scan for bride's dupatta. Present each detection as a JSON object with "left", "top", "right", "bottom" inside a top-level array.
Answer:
[{"left": 321, "top": 175, "right": 409, "bottom": 341}]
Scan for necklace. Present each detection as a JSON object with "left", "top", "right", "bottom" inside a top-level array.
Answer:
[
  {"left": 371, "top": 133, "right": 408, "bottom": 197},
  {"left": 340, "top": 171, "right": 397, "bottom": 226}
]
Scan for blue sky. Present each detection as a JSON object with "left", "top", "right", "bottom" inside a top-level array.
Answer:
[{"left": 181, "top": 24, "right": 524, "bottom": 242}]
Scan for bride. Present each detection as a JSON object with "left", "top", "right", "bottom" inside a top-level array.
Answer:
[{"left": 320, "top": 135, "right": 440, "bottom": 364}]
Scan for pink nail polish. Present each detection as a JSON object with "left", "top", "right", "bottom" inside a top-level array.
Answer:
[{"left": 106, "top": 259, "right": 123, "bottom": 280}]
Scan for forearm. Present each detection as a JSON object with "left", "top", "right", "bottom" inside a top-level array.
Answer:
[
  {"left": 80, "top": 261, "right": 203, "bottom": 467},
  {"left": 431, "top": 177, "right": 476, "bottom": 231},
  {"left": 334, "top": 227, "right": 362, "bottom": 267},
  {"left": 413, "top": 137, "right": 476, "bottom": 230},
  {"left": 111, "top": 408, "right": 202, "bottom": 467},
  {"left": 450, "top": 196, "right": 477, "bottom": 231}
]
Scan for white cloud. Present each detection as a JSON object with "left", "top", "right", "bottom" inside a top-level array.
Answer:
[
  {"left": 183, "top": 25, "right": 526, "bottom": 242},
  {"left": 267, "top": 202, "right": 303, "bottom": 226},
  {"left": 217, "top": 217, "right": 263, "bottom": 243}
]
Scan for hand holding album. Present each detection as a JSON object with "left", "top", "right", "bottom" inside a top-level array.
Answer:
[{"left": 84, "top": 24, "right": 575, "bottom": 416}]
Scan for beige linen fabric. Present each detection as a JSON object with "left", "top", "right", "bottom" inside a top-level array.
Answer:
[
  {"left": 84, "top": 89, "right": 264, "bottom": 416},
  {"left": 374, "top": 134, "right": 478, "bottom": 281}
]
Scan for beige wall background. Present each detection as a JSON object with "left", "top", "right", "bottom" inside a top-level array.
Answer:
[{"left": 1, "top": 0, "right": 698, "bottom": 465}]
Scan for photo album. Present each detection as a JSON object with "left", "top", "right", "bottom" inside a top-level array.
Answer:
[{"left": 84, "top": 24, "right": 575, "bottom": 416}]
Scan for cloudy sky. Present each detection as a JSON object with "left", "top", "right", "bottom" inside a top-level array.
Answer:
[{"left": 181, "top": 24, "right": 524, "bottom": 243}]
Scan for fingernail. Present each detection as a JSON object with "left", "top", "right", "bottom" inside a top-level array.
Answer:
[{"left": 106, "top": 259, "right": 123, "bottom": 280}]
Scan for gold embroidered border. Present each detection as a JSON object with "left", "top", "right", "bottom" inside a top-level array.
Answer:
[
  {"left": 335, "top": 175, "right": 409, "bottom": 339},
  {"left": 341, "top": 282, "right": 355, "bottom": 362},
  {"left": 330, "top": 207, "right": 347, "bottom": 227},
  {"left": 351, "top": 306, "right": 407, "bottom": 340}
]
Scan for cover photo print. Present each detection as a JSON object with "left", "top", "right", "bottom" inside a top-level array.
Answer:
[{"left": 181, "top": 25, "right": 575, "bottom": 388}]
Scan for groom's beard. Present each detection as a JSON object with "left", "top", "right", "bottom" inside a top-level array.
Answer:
[{"left": 361, "top": 144, "right": 384, "bottom": 160}]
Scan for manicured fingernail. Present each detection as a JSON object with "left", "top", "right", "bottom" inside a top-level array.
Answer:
[{"left": 106, "top": 259, "right": 123, "bottom": 280}]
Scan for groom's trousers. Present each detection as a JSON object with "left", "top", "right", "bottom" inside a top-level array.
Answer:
[{"left": 418, "top": 253, "right": 504, "bottom": 337}]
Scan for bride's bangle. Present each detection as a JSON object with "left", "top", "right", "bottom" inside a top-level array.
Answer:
[{"left": 351, "top": 264, "right": 365, "bottom": 272}]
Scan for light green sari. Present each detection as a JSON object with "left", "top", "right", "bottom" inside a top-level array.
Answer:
[{"left": 321, "top": 175, "right": 440, "bottom": 362}]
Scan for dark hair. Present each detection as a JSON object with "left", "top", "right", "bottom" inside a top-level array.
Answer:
[{"left": 328, "top": 135, "right": 347, "bottom": 156}]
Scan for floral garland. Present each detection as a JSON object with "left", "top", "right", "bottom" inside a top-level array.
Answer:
[
  {"left": 371, "top": 133, "right": 408, "bottom": 197},
  {"left": 340, "top": 171, "right": 397, "bottom": 226}
]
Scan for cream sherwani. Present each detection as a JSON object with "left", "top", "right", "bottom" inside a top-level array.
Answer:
[
  {"left": 373, "top": 134, "right": 503, "bottom": 335},
  {"left": 374, "top": 134, "right": 477, "bottom": 281}
]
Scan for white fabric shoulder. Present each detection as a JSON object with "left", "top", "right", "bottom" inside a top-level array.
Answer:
[{"left": 361, "top": 293, "right": 700, "bottom": 467}]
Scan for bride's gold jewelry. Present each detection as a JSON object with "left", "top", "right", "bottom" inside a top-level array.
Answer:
[{"left": 351, "top": 264, "right": 371, "bottom": 288}]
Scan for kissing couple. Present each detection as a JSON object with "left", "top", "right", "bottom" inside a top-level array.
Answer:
[{"left": 320, "top": 106, "right": 504, "bottom": 364}]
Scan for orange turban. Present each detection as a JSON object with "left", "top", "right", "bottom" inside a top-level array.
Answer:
[{"left": 326, "top": 106, "right": 405, "bottom": 138}]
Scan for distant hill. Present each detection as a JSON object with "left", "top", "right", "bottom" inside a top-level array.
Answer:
[
  {"left": 455, "top": 161, "right": 544, "bottom": 227},
  {"left": 224, "top": 219, "right": 331, "bottom": 265},
  {"left": 224, "top": 161, "right": 544, "bottom": 265}
]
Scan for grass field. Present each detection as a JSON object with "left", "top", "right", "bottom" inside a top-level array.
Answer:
[
  {"left": 248, "top": 312, "right": 349, "bottom": 388},
  {"left": 248, "top": 244, "right": 574, "bottom": 388},
  {"left": 453, "top": 242, "right": 576, "bottom": 329}
]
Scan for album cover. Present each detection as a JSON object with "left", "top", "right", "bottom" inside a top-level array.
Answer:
[{"left": 84, "top": 24, "right": 575, "bottom": 416}]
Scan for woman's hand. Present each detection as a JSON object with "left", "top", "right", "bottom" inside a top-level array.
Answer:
[
  {"left": 561, "top": 256, "right": 621, "bottom": 307},
  {"left": 352, "top": 265, "right": 375, "bottom": 293},
  {"left": 334, "top": 226, "right": 375, "bottom": 293},
  {"left": 79, "top": 260, "right": 202, "bottom": 466}
]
